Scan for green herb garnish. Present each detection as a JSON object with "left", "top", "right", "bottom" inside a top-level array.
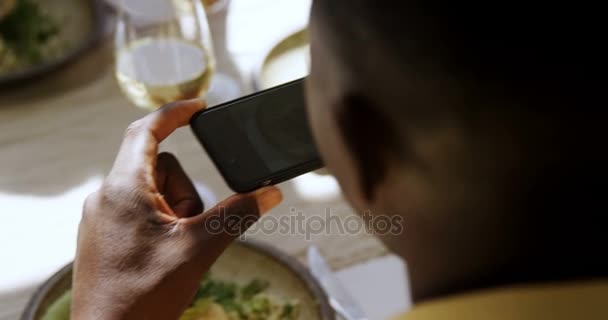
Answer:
[{"left": 0, "top": 0, "right": 58, "bottom": 63}]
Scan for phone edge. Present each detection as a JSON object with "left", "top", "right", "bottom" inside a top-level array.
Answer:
[{"left": 189, "top": 77, "right": 322, "bottom": 193}]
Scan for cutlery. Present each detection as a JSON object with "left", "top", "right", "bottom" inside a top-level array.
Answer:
[{"left": 307, "top": 245, "right": 369, "bottom": 320}]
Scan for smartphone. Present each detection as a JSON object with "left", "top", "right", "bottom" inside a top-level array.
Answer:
[{"left": 190, "top": 78, "right": 322, "bottom": 193}]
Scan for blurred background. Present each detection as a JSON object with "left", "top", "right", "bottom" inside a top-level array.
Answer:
[{"left": 0, "top": 0, "right": 408, "bottom": 319}]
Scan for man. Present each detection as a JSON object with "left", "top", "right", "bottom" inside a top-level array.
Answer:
[{"left": 71, "top": 1, "right": 606, "bottom": 319}]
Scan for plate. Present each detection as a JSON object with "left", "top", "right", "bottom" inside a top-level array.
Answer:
[
  {"left": 0, "top": 0, "right": 105, "bottom": 86},
  {"left": 20, "top": 240, "right": 335, "bottom": 320},
  {"left": 253, "top": 29, "right": 309, "bottom": 91}
]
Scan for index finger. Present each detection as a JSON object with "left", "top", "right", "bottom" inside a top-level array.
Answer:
[{"left": 109, "top": 99, "right": 205, "bottom": 183}]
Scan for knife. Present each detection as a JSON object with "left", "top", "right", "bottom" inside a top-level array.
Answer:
[{"left": 307, "top": 245, "right": 369, "bottom": 320}]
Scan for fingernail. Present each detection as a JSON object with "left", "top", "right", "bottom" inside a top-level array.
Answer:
[{"left": 255, "top": 187, "right": 283, "bottom": 215}]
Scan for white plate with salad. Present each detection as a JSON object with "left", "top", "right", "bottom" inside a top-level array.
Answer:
[
  {"left": 21, "top": 240, "right": 335, "bottom": 320},
  {"left": 0, "top": 0, "right": 104, "bottom": 85}
]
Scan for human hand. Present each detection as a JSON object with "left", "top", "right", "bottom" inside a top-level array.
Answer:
[{"left": 71, "top": 99, "right": 282, "bottom": 319}]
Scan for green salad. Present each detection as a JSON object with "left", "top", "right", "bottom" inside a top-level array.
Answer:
[
  {"left": 42, "top": 275, "right": 300, "bottom": 320},
  {"left": 0, "top": 0, "right": 60, "bottom": 73}
]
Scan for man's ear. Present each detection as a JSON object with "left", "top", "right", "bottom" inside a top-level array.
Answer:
[{"left": 334, "top": 94, "right": 401, "bottom": 201}]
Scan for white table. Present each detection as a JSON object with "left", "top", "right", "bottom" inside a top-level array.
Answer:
[{"left": 0, "top": 1, "right": 394, "bottom": 318}]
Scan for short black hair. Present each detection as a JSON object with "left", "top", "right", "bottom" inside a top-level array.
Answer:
[
  {"left": 312, "top": 0, "right": 607, "bottom": 280},
  {"left": 312, "top": 0, "right": 601, "bottom": 110},
  {"left": 312, "top": 0, "right": 605, "bottom": 199}
]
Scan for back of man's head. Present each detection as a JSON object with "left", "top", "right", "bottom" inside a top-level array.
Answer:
[
  {"left": 309, "top": 0, "right": 606, "bottom": 299},
  {"left": 314, "top": 0, "right": 602, "bottom": 110}
]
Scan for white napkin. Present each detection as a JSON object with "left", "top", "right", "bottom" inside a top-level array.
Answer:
[
  {"left": 0, "top": 177, "right": 102, "bottom": 320},
  {"left": 335, "top": 255, "right": 411, "bottom": 320}
]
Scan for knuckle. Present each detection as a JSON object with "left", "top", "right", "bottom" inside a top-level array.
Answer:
[
  {"left": 100, "top": 180, "right": 128, "bottom": 198},
  {"left": 124, "top": 119, "right": 146, "bottom": 139},
  {"left": 99, "top": 180, "right": 147, "bottom": 212},
  {"left": 83, "top": 191, "right": 100, "bottom": 206},
  {"left": 161, "top": 100, "right": 180, "bottom": 110},
  {"left": 81, "top": 191, "right": 100, "bottom": 220},
  {"left": 156, "top": 101, "right": 179, "bottom": 118}
]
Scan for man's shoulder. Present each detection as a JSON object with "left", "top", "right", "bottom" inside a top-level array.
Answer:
[{"left": 392, "top": 279, "right": 608, "bottom": 320}]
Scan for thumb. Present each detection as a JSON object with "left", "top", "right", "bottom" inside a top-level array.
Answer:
[{"left": 185, "top": 186, "right": 283, "bottom": 244}]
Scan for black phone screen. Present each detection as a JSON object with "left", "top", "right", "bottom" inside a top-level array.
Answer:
[{"left": 190, "top": 79, "right": 321, "bottom": 192}]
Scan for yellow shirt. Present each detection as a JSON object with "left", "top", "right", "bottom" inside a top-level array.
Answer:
[{"left": 393, "top": 280, "right": 608, "bottom": 320}]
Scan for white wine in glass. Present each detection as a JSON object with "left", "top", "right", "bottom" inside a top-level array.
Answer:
[
  {"left": 114, "top": 0, "right": 215, "bottom": 110},
  {"left": 113, "top": 0, "right": 219, "bottom": 207}
]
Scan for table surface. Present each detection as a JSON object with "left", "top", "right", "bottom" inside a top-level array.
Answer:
[{"left": 0, "top": 0, "right": 387, "bottom": 307}]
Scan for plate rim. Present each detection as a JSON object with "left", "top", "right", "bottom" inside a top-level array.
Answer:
[
  {"left": 20, "top": 239, "right": 335, "bottom": 320},
  {"left": 251, "top": 28, "right": 308, "bottom": 92},
  {"left": 237, "top": 239, "right": 335, "bottom": 319},
  {"left": 0, "top": 0, "right": 107, "bottom": 86}
]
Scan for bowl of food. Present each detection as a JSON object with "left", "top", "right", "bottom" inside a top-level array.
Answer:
[
  {"left": 21, "top": 240, "right": 335, "bottom": 320},
  {"left": 0, "top": 0, "right": 104, "bottom": 85}
]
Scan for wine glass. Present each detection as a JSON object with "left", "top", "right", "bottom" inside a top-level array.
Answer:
[
  {"left": 114, "top": 0, "right": 215, "bottom": 110},
  {"left": 202, "top": 0, "right": 245, "bottom": 106},
  {"left": 113, "top": 0, "right": 217, "bottom": 205}
]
